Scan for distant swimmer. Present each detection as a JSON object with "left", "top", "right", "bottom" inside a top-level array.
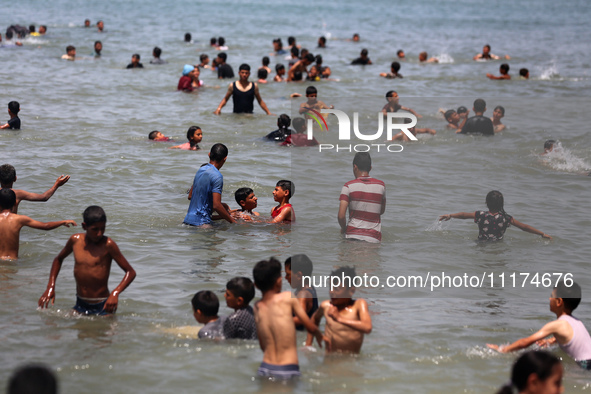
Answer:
[
  {"left": 307, "top": 266, "right": 372, "bottom": 353},
  {"left": 259, "top": 56, "right": 272, "bottom": 75},
  {"left": 397, "top": 49, "right": 405, "bottom": 60},
  {"left": 272, "top": 38, "right": 286, "bottom": 55},
  {"left": 0, "top": 101, "right": 21, "bottom": 130},
  {"left": 287, "top": 53, "right": 314, "bottom": 81},
  {"left": 61, "top": 45, "right": 76, "bottom": 61},
  {"left": 487, "top": 63, "right": 510, "bottom": 80},
  {"left": 491, "top": 105, "right": 506, "bottom": 132},
  {"left": 38, "top": 205, "right": 136, "bottom": 315},
  {"left": 185, "top": 33, "right": 192, "bottom": 43},
  {"left": 0, "top": 164, "right": 70, "bottom": 214},
  {"left": 197, "top": 54, "right": 210, "bottom": 69},
  {"left": 4, "top": 31, "right": 23, "bottom": 47},
  {"left": 419, "top": 51, "right": 438, "bottom": 63},
  {"left": 257, "top": 68, "right": 268, "bottom": 84},
  {"left": 215, "top": 52, "right": 234, "bottom": 79},
  {"left": 473, "top": 44, "right": 510, "bottom": 61},
  {"left": 456, "top": 99, "right": 493, "bottom": 135},
  {"left": 273, "top": 64, "right": 286, "bottom": 82},
  {"left": 217, "top": 37, "right": 228, "bottom": 51},
  {"left": 84, "top": 19, "right": 91, "bottom": 28},
  {"left": 442, "top": 109, "right": 466, "bottom": 131},
  {"left": 38, "top": 25, "right": 47, "bottom": 35},
  {"left": 438, "top": 190, "right": 552, "bottom": 241},
  {"left": 214, "top": 64, "right": 272, "bottom": 115},
  {"left": 0, "top": 189, "right": 76, "bottom": 260},
  {"left": 351, "top": 48, "right": 372, "bottom": 65},
  {"left": 542, "top": 139, "right": 555, "bottom": 155},
  {"left": 350, "top": 33, "right": 360, "bottom": 42},
  {"left": 126, "top": 53, "right": 143, "bottom": 69},
  {"left": 178, "top": 65, "right": 203, "bottom": 92},
  {"left": 209, "top": 37, "right": 216, "bottom": 47},
  {"left": 317, "top": 36, "right": 327, "bottom": 48},
  {"left": 171, "top": 126, "right": 203, "bottom": 150},
  {"left": 520, "top": 68, "right": 529, "bottom": 79},
  {"left": 287, "top": 36, "right": 301, "bottom": 50},
  {"left": 93, "top": 41, "right": 102, "bottom": 57},
  {"left": 380, "top": 61, "right": 403, "bottom": 79},
  {"left": 149, "top": 46, "right": 167, "bottom": 64},
  {"left": 148, "top": 130, "right": 171, "bottom": 142},
  {"left": 97, "top": 20, "right": 104, "bottom": 32},
  {"left": 287, "top": 47, "right": 299, "bottom": 69},
  {"left": 382, "top": 90, "right": 421, "bottom": 118}
]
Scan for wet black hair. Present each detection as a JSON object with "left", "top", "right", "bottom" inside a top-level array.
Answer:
[
  {"left": 0, "top": 188, "right": 16, "bottom": 210},
  {"left": 66, "top": 45, "right": 75, "bottom": 52},
  {"left": 184, "top": 33, "right": 191, "bottom": 42},
  {"left": 200, "top": 53, "right": 208, "bottom": 62},
  {"left": 186, "top": 126, "right": 201, "bottom": 144},
  {"left": 217, "top": 52, "right": 227, "bottom": 62},
  {"left": 457, "top": 106, "right": 468, "bottom": 114},
  {"left": 273, "top": 38, "right": 283, "bottom": 49},
  {"left": 361, "top": 48, "right": 368, "bottom": 56},
  {"left": 6, "top": 31, "right": 14, "bottom": 39},
  {"left": 330, "top": 266, "right": 357, "bottom": 288},
  {"left": 306, "top": 86, "right": 317, "bottom": 96},
  {"left": 8, "top": 101, "right": 20, "bottom": 114},
  {"left": 292, "top": 117, "right": 306, "bottom": 133},
  {"left": 290, "top": 46, "right": 299, "bottom": 57},
  {"left": 473, "top": 98, "right": 486, "bottom": 113},
  {"left": 544, "top": 140, "right": 555, "bottom": 150},
  {"left": 276, "top": 180, "right": 294, "bottom": 198},
  {"left": 353, "top": 152, "right": 371, "bottom": 172},
  {"left": 444, "top": 109, "right": 456, "bottom": 121},
  {"left": 285, "top": 254, "right": 314, "bottom": 276},
  {"left": 132, "top": 53, "right": 140, "bottom": 61},
  {"left": 494, "top": 105, "right": 505, "bottom": 115},
  {"left": 257, "top": 68, "right": 268, "bottom": 79},
  {"left": 210, "top": 37, "right": 216, "bottom": 45},
  {"left": 83, "top": 205, "right": 106, "bottom": 226},
  {"left": 385, "top": 90, "right": 397, "bottom": 98},
  {"left": 496, "top": 351, "right": 561, "bottom": 394},
  {"left": 29, "top": 25, "right": 36, "bottom": 33},
  {"left": 304, "top": 53, "right": 315, "bottom": 63},
  {"left": 217, "top": 37, "right": 225, "bottom": 46},
  {"left": 226, "top": 277, "right": 255, "bottom": 304},
  {"left": 485, "top": 191, "right": 511, "bottom": 223},
  {"left": 315, "top": 55, "right": 323, "bottom": 65},
  {"left": 235, "top": 187, "right": 254, "bottom": 205},
  {"left": 94, "top": 40, "right": 102, "bottom": 47},
  {"left": 239, "top": 63, "right": 250, "bottom": 72},
  {"left": 288, "top": 36, "right": 296, "bottom": 46},
  {"left": 391, "top": 61, "right": 401, "bottom": 73},
  {"left": 554, "top": 280, "right": 582, "bottom": 312},
  {"left": 500, "top": 63, "right": 510, "bottom": 73},
  {"left": 277, "top": 113, "right": 291, "bottom": 129},
  {"left": 275, "top": 63, "right": 285, "bottom": 72},
  {"left": 0, "top": 164, "right": 16, "bottom": 185},
  {"left": 262, "top": 56, "right": 270, "bottom": 66},
  {"left": 8, "top": 364, "right": 57, "bottom": 394},
  {"left": 209, "top": 143, "right": 228, "bottom": 162},
  {"left": 318, "top": 36, "right": 326, "bottom": 45},
  {"left": 253, "top": 257, "right": 282, "bottom": 293},
  {"left": 191, "top": 290, "right": 219, "bottom": 316},
  {"left": 153, "top": 47, "right": 161, "bottom": 58},
  {"left": 148, "top": 130, "right": 160, "bottom": 140},
  {"left": 519, "top": 68, "right": 529, "bottom": 77}
]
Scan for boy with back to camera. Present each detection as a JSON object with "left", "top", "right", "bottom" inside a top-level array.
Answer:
[
  {"left": 192, "top": 290, "right": 225, "bottom": 339},
  {"left": 223, "top": 277, "right": 257, "bottom": 340},
  {"left": 284, "top": 255, "right": 318, "bottom": 332},
  {"left": 0, "top": 101, "right": 21, "bottom": 130},
  {"left": 0, "top": 189, "right": 76, "bottom": 260},
  {"left": 271, "top": 180, "right": 295, "bottom": 223},
  {"left": 0, "top": 164, "right": 70, "bottom": 214},
  {"left": 38, "top": 206, "right": 136, "bottom": 315},
  {"left": 488, "top": 281, "right": 591, "bottom": 369},
  {"left": 253, "top": 258, "right": 321, "bottom": 379},
  {"left": 307, "top": 266, "right": 372, "bottom": 353}
]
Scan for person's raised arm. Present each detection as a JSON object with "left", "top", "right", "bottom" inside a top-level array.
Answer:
[
  {"left": 21, "top": 216, "right": 77, "bottom": 231},
  {"left": 511, "top": 218, "right": 552, "bottom": 239},
  {"left": 212, "top": 192, "right": 236, "bottom": 223},
  {"left": 327, "top": 299, "right": 372, "bottom": 334},
  {"left": 253, "top": 84, "right": 272, "bottom": 115},
  {"left": 338, "top": 200, "right": 348, "bottom": 233},
  {"left": 16, "top": 175, "right": 70, "bottom": 202},
  {"left": 439, "top": 212, "right": 475, "bottom": 221},
  {"left": 487, "top": 321, "right": 563, "bottom": 353},
  {"left": 213, "top": 83, "right": 233, "bottom": 115},
  {"left": 103, "top": 239, "right": 137, "bottom": 313},
  {"left": 38, "top": 236, "right": 75, "bottom": 308}
]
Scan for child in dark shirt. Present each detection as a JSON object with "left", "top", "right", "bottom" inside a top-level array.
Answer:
[
  {"left": 192, "top": 290, "right": 225, "bottom": 339},
  {"left": 0, "top": 101, "right": 20, "bottom": 130},
  {"left": 223, "top": 277, "right": 257, "bottom": 340}
]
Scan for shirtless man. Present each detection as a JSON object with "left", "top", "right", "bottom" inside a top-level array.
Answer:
[
  {"left": 214, "top": 64, "right": 272, "bottom": 115},
  {"left": 252, "top": 258, "right": 320, "bottom": 379},
  {"left": 307, "top": 266, "right": 372, "bottom": 353},
  {"left": 0, "top": 189, "right": 76, "bottom": 260},
  {"left": 287, "top": 54, "right": 315, "bottom": 82},
  {"left": 0, "top": 164, "right": 70, "bottom": 214},
  {"left": 39, "top": 206, "right": 136, "bottom": 315}
]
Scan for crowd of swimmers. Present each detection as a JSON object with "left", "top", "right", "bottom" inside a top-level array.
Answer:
[{"left": 1, "top": 20, "right": 589, "bottom": 392}]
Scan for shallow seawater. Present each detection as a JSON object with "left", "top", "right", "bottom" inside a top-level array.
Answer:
[{"left": 1, "top": 0, "right": 591, "bottom": 392}]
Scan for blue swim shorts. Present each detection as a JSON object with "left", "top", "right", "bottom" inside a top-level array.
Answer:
[
  {"left": 73, "top": 296, "right": 109, "bottom": 316},
  {"left": 257, "top": 362, "right": 300, "bottom": 379}
]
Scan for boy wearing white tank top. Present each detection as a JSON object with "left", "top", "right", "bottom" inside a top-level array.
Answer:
[{"left": 487, "top": 281, "right": 591, "bottom": 369}]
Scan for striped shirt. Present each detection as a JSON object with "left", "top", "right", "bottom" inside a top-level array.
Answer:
[{"left": 339, "top": 176, "right": 386, "bottom": 243}]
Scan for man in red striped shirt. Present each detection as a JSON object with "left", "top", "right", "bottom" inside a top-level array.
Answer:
[{"left": 338, "top": 153, "right": 386, "bottom": 243}]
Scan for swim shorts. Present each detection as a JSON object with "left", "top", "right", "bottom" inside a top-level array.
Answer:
[
  {"left": 578, "top": 359, "right": 591, "bottom": 370},
  {"left": 73, "top": 296, "right": 109, "bottom": 315},
  {"left": 257, "top": 362, "right": 300, "bottom": 379}
]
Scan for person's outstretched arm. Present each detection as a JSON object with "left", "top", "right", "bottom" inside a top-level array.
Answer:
[
  {"left": 511, "top": 218, "right": 552, "bottom": 239},
  {"left": 487, "top": 320, "right": 564, "bottom": 352},
  {"left": 213, "top": 83, "right": 233, "bottom": 115},
  {"left": 16, "top": 175, "right": 70, "bottom": 202},
  {"left": 212, "top": 192, "right": 235, "bottom": 223},
  {"left": 439, "top": 212, "right": 475, "bottom": 221},
  {"left": 401, "top": 106, "right": 422, "bottom": 118}
]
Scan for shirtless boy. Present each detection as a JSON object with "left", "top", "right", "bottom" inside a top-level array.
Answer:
[
  {"left": 0, "top": 189, "right": 76, "bottom": 260},
  {"left": 38, "top": 206, "right": 136, "bottom": 315},
  {"left": 0, "top": 164, "right": 70, "bottom": 213},
  {"left": 299, "top": 86, "right": 333, "bottom": 117},
  {"left": 252, "top": 257, "right": 320, "bottom": 379},
  {"left": 381, "top": 90, "right": 421, "bottom": 118},
  {"left": 307, "top": 266, "right": 372, "bottom": 353}
]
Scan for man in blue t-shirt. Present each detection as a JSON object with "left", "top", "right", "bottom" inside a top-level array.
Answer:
[{"left": 183, "top": 143, "right": 236, "bottom": 227}]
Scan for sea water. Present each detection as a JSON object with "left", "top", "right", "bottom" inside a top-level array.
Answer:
[{"left": 1, "top": 0, "right": 591, "bottom": 392}]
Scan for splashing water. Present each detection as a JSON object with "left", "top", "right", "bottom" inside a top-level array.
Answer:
[
  {"left": 539, "top": 61, "right": 560, "bottom": 80},
  {"left": 425, "top": 218, "right": 451, "bottom": 231},
  {"left": 541, "top": 141, "right": 591, "bottom": 173}
]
